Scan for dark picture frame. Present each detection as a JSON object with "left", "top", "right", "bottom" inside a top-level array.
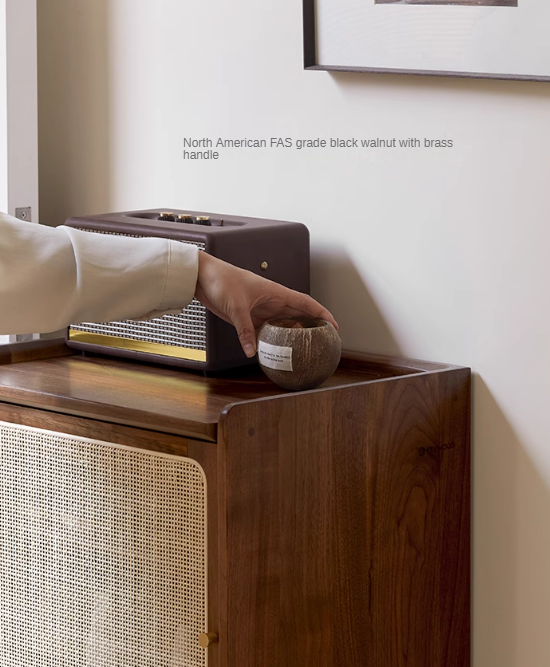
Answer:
[
  {"left": 303, "top": 0, "right": 550, "bottom": 81},
  {"left": 375, "top": 0, "right": 516, "bottom": 4}
]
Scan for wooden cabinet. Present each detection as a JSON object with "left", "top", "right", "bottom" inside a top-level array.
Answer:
[{"left": 0, "top": 341, "right": 470, "bottom": 667}]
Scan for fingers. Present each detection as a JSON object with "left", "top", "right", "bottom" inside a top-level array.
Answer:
[
  {"left": 230, "top": 306, "right": 258, "bottom": 358},
  {"left": 195, "top": 252, "right": 338, "bottom": 354},
  {"left": 279, "top": 290, "right": 339, "bottom": 330}
]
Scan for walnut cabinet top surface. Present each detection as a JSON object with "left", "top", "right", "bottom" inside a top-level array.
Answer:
[{"left": 0, "top": 339, "right": 464, "bottom": 441}]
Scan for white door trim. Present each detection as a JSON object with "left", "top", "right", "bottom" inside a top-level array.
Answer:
[
  {"left": 0, "top": 0, "right": 38, "bottom": 343},
  {"left": 0, "top": 0, "right": 38, "bottom": 220}
]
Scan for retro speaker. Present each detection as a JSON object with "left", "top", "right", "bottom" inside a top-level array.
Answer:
[
  {"left": 63, "top": 208, "right": 310, "bottom": 371},
  {"left": 0, "top": 340, "right": 471, "bottom": 667}
]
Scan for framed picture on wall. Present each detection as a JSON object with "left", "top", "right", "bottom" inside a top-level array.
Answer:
[{"left": 303, "top": 0, "right": 550, "bottom": 80}]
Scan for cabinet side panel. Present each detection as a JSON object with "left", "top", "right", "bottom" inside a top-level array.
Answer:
[
  {"left": 437, "top": 368, "right": 471, "bottom": 667},
  {"left": 277, "top": 391, "right": 336, "bottom": 663},
  {"left": 220, "top": 400, "right": 284, "bottom": 667},
  {"left": 221, "top": 369, "right": 470, "bottom": 667},
  {"left": 365, "top": 370, "right": 470, "bottom": 667}
]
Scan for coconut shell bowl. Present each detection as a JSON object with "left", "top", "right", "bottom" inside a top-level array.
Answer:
[{"left": 257, "top": 316, "right": 342, "bottom": 391}]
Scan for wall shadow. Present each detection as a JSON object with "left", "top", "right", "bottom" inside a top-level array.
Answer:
[
  {"left": 472, "top": 376, "right": 550, "bottom": 667},
  {"left": 37, "top": 0, "right": 111, "bottom": 226},
  {"left": 329, "top": 69, "right": 550, "bottom": 104},
  {"left": 472, "top": 375, "right": 518, "bottom": 667},
  {"left": 310, "top": 244, "right": 401, "bottom": 355}
]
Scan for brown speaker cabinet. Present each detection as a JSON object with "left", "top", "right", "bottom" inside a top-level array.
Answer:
[{"left": 0, "top": 340, "right": 470, "bottom": 667}]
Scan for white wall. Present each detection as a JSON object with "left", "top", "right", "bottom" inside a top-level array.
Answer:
[{"left": 38, "top": 1, "right": 550, "bottom": 665}]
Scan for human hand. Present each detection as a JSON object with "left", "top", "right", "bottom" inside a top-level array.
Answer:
[{"left": 194, "top": 252, "right": 338, "bottom": 358}]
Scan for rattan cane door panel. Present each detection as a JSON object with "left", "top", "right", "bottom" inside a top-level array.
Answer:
[{"left": 0, "top": 421, "right": 207, "bottom": 667}]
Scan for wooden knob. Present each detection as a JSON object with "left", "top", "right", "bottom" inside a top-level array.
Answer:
[{"left": 199, "top": 632, "right": 218, "bottom": 648}]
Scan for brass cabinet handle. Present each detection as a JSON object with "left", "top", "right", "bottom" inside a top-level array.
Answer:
[{"left": 199, "top": 632, "right": 219, "bottom": 648}]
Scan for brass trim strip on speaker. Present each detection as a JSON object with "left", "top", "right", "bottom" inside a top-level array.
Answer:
[{"left": 68, "top": 330, "right": 207, "bottom": 362}]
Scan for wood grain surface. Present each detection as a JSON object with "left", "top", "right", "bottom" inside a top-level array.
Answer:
[
  {"left": 0, "top": 338, "right": 74, "bottom": 365},
  {"left": 0, "top": 402, "right": 192, "bottom": 457},
  {"left": 0, "top": 349, "right": 440, "bottom": 440},
  {"left": 186, "top": 437, "right": 221, "bottom": 667},
  {"left": 219, "top": 367, "right": 470, "bottom": 667}
]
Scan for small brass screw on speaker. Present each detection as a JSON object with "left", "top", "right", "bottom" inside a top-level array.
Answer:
[
  {"left": 261, "top": 261, "right": 268, "bottom": 271},
  {"left": 199, "top": 632, "right": 218, "bottom": 648}
]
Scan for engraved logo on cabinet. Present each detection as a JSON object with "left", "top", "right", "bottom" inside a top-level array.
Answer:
[{"left": 418, "top": 442, "right": 456, "bottom": 457}]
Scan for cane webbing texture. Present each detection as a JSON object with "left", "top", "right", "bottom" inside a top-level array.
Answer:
[{"left": 0, "top": 422, "right": 207, "bottom": 667}]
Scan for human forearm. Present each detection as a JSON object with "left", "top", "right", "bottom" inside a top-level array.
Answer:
[
  {"left": 195, "top": 251, "right": 337, "bottom": 357},
  {"left": 0, "top": 214, "right": 199, "bottom": 334}
]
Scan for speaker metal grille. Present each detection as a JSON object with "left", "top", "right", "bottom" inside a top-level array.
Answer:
[
  {"left": 70, "top": 229, "right": 207, "bottom": 354},
  {"left": 0, "top": 422, "right": 207, "bottom": 667}
]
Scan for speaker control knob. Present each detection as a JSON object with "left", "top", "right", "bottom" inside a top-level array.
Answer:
[{"left": 199, "top": 632, "right": 218, "bottom": 648}]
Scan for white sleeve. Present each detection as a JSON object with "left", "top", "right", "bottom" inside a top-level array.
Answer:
[{"left": 0, "top": 212, "right": 199, "bottom": 334}]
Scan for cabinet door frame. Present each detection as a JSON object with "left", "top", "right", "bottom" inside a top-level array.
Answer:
[{"left": 0, "top": 400, "right": 220, "bottom": 666}]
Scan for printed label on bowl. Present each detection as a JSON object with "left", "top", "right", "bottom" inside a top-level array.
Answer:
[{"left": 258, "top": 341, "right": 293, "bottom": 371}]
